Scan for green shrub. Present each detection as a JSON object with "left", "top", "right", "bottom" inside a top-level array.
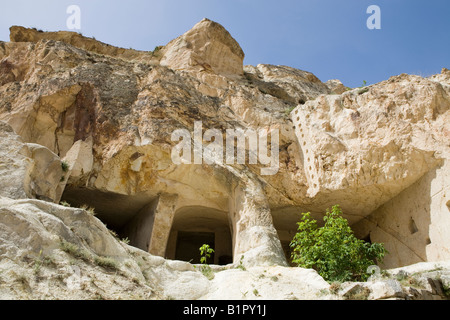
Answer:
[
  {"left": 61, "top": 161, "right": 69, "bottom": 172},
  {"left": 199, "top": 244, "right": 215, "bottom": 280},
  {"left": 199, "top": 244, "right": 214, "bottom": 265},
  {"left": 290, "top": 205, "right": 387, "bottom": 282}
]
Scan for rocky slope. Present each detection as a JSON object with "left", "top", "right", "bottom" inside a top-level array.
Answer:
[
  {"left": 0, "top": 190, "right": 448, "bottom": 300},
  {"left": 0, "top": 18, "right": 449, "bottom": 299}
]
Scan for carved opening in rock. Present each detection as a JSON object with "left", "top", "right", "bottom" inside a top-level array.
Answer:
[
  {"left": 61, "top": 187, "right": 156, "bottom": 250},
  {"left": 175, "top": 231, "right": 215, "bottom": 264},
  {"left": 165, "top": 206, "right": 232, "bottom": 265}
]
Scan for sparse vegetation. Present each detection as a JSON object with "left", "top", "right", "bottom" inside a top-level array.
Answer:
[
  {"left": 358, "top": 87, "right": 370, "bottom": 95},
  {"left": 284, "top": 105, "right": 296, "bottom": 117},
  {"left": 59, "top": 238, "right": 119, "bottom": 271},
  {"left": 80, "top": 204, "right": 96, "bottom": 216},
  {"left": 443, "top": 282, "right": 450, "bottom": 298},
  {"left": 59, "top": 239, "right": 91, "bottom": 262},
  {"left": 60, "top": 201, "right": 71, "bottom": 207},
  {"left": 61, "top": 161, "right": 69, "bottom": 172},
  {"left": 108, "top": 229, "right": 119, "bottom": 238},
  {"left": 357, "top": 80, "right": 369, "bottom": 95},
  {"left": 290, "top": 205, "right": 387, "bottom": 282},
  {"left": 199, "top": 244, "right": 215, "bottom": 280},
  {"left": 152, "top": 46, "right": 163, "bottom": 57},
  {"left": 199, "top": 244, "right": 214, "bottom": 265},
  {"left": 329, "top": 281, "right": 341, "bottom": 294},
  {"left": 93, "top": 255, "right": 119, "bottom": 271},
  {"left": 33, "top": 250, "right": 44, "bottom": 275},
  {"left": 236, "top": 255, "right": 246, "bottom": 271}
]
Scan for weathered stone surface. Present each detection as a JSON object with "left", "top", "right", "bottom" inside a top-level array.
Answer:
[
  {"left": 27, "top": 143, "right": 65, "bottom": 202},
  {"left": 338, "top": 282, "right": 371, "bottom": 300},
  {"left": 353, "top": 159, "right": 450, "bottom": 268},
  {"left": 201, "top": 266, "right": 332, "bottom": 300},
  {"left": 368, "top": 280, "right": 405, "bottom": 300},
  {"left": 9, "top": 26, "right": 157, "bottom": 63},
  {"left": 160, "top": 18, "right": 245, "bottom": 77},
  {"left": 0, "top": 121, "right": 63, "bottom": 202},
  {"left": 0, "top": 121, "right": 33, "bottom": 200},
  {"left": 325, "top": 79, "right": 347, "bottom": 94},
  {"left": 0, "top": 19, "right": 449, "bottom": 300},
  {"left": 244, "top": 64, "right": 331, "bottom": 104},
  {"left": 0, "top": 195, "right": 448, "bottom": 300},
  {"left": 290, "top": 72, "right": 449, "bottom": 223},
  {"left": 62, "top": 137, "right": 94, "bottom": 185}
]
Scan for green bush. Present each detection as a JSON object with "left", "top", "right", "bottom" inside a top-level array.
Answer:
[{"left": 290, "top": 205, "right": 387, "bottom": 282}]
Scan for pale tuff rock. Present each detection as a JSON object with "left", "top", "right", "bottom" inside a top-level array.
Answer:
[
  {"left": 9, "top": 26, "right": 157, "bottom": 63},
  {"left": 244, "top": 64, "right": 331, "bottom": 104},
  {"left": 325, "top": 79, "right": 347, "bottom": 94},
  {"left": 201, "top": 266, "right": 332, "bottom": 300},
  {"left": 160, "top": 18, "right": 245, "bottom": 77},
  {"left": 0, "top": 121, "right": 33, "bottom": 200},
  {"left": 230, "top": 178, "right": 288, "bottom": 267},
  {"left": 429, "top": 67, "right": 450, "bottom": 86},
  {"left": 290, "top": 73, "right": 449, "bottom": 224},
  {"left": 26, "top": 143, "right": 65, "bottom": 203},
  {"left": 291, "top": 70, "right": 449, "bottom": 268},
  {"left": 62, "top": 137, "right": 94, "bottom": 185},
  {"left": 0, "top": 121, "right": 63, "bottom": 203},
  {"left": 0, "top": 19, "right": 449, "bottom": 300},
  {"left": 0, "top": 195, "right": 448, "bottom": 300},
  {"left": 352, "top": 159, "right": 450, "bottom": 269}
]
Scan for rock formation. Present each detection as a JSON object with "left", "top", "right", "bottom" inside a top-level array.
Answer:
[{"left": 0, "top": 19, "right": 449, "bottom": 300}]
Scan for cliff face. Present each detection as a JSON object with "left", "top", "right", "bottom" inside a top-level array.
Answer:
[{"left": 0, "top": 19, "right": 449, "bottom": 299}]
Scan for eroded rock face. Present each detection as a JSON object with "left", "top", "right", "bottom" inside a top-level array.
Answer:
[
  {"left": 0, "top": 121, "right": 33, "bottom": 200},
  {"left": 290, "top": 73, "right": 450, "bottom": 223},
  {"left": 0, "top": 196, "right": 448, "bottom": 300},
  {"left": 9, "top": 26, "right": 157, "bottom": 63},
  {"left": 0, "top": 19, "right": 449, "bottom": 276}
]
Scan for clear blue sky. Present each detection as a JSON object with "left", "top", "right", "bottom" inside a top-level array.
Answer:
[{"left": 0, "top": 0, "right": 448, "bottom": 87}]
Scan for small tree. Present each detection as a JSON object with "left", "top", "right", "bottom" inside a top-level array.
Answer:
[
  {"left": 290, "top": 205, "right": 387, "bottom": 282},
  {"left": 199, "top": 244, "right": 214, "bottom": 265},
  {"left": 199, "top": 244, "right": 215, "bottom": 280}
]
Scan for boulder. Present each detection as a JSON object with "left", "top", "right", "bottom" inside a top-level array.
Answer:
[{"left": 0, "top": 121, "right": 63, "bottom": 203}]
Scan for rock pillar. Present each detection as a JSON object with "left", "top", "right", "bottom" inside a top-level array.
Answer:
[
  {"left": 230, "top": 178, "right": 287, "bottom": 267},
  {"left": 148, "top": 194, "right": 178, "bottom": 256}
]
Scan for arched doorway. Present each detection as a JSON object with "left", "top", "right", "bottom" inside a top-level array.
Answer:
[{"left": 166, "top": 206, "right": 233, "bottom": 265}]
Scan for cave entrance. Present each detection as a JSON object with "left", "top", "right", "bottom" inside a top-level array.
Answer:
[
  {"left": 175, "top": 231, "right": 215, "bottom": 264},
  {"left": 60, "top": 187, "right": 158, "bottom": 250},
  {"left": 166, "top": 206, "right": 233, "bottom": 265}
]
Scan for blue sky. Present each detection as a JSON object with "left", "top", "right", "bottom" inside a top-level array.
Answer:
[{"left": 0, "top": 0, "right": 448, "bottom": 87}]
